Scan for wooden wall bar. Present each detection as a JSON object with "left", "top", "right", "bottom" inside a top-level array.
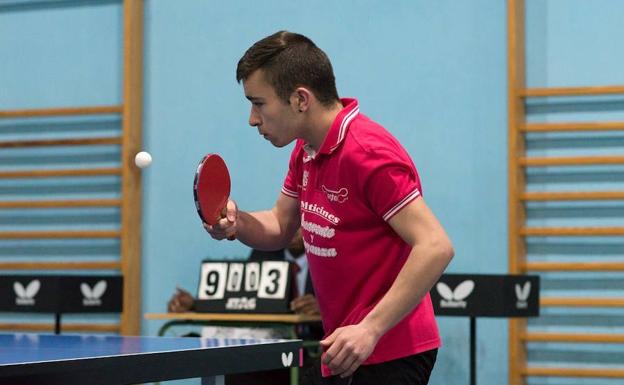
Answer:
[
  {"left": 507, "top": 1, "right": 527, "bottom": 384},
  {"left": 507, "top": 1, "right": 624, "bottom": 384},
  {"left": 119, "top": 0, "right": 144, "bottom": 336},
  {"left": 0, "top": 0, "right": 144, "bottom": 336}
]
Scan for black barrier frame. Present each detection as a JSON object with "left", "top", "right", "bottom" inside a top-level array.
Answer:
[
  {"left": 470, "top": 317, "right": 476, "bottom": 385},
  {"left": 0, "top": 275, "right": 123, "bottom": 334},
  {"left": 432, "top": 273, "right": 540, "bottom": 385}
]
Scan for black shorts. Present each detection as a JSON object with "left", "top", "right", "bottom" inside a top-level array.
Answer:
[{"left": 301, "top": 349, "right": 438, "bottom": 385}]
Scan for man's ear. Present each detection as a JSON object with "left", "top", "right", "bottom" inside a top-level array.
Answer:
[{"left": 291, "top": 87, "right": 313, "bottom": 112}]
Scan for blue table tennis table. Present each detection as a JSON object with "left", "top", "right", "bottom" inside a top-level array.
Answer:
[{"left": 0, "top": 332, "right": 301, "bottom": 385}]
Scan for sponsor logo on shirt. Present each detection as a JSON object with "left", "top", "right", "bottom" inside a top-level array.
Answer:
[
  {"left": 300, "top": 201, "right": 340, "bottom": 225},
  {"left": 301, "top": 214, "right": 335, "bottom": 239},
  {"left": 304, "top": 239, "right": 337, "bottom": 258},
  {"left": 302, "top": 171, "right": 309, "bottom": 189},
  {"left": 321, "top": 185, "right": 349, "bottom": 203}
]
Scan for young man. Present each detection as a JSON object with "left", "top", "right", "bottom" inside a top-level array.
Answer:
[{"left": 206, "top": 31, "right": 454, "bottom": 385}]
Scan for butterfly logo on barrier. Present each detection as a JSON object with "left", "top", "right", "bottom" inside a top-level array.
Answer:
[
  {"left": 436, "top": 280, "right": 474, "bottom": 308},
  {"left": 81, "top": 280, "right": 107, "bottom": 306},
  {"left": 281, "top": 352, "right": 294, "bottom": 367},
  {"left": 515, "top": 281, "right": 531, "bottom": 309},
  {"left": 14, "top": 280, "right": 41, "bottom": 306}
]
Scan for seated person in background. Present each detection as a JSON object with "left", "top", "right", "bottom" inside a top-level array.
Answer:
[{"left": 167, "top": 229, "right": 321, "bottom": 385}]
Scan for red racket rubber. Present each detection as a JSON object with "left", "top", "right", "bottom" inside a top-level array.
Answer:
[{"left": 193, "top": 154, "right": 231, "bottom": 226}]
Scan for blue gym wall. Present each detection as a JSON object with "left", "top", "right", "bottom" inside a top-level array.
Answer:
[{"left": 2, "top": 1, "right": 624, "bottom": 384}]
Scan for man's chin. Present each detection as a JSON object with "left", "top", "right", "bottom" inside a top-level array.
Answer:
[{"left": 271, "top": 139, "right": 293, "bottom": 148}]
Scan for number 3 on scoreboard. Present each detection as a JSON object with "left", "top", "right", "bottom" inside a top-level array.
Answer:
[
  {"left": 257, "top": 261, "right": 289, "bottom": 299},
  {"left": 198, "top": 262, "right": 228, "bottom": 300}
]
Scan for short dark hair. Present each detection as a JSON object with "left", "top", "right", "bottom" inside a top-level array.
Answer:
[{"left": 236, "top": 31, "right": 340, "bottom": 107}]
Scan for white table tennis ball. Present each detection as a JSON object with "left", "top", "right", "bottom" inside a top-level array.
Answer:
[{"left": 134, "top": 151, "right": 152, "bottom": 168}]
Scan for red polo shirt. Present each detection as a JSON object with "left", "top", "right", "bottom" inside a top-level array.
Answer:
[{"left": 282, "top": 98, "right": 441, "bottom": 376}]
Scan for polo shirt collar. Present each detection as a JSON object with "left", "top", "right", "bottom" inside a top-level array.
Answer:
[{"left": 303, "top": 98, "right": 359, "bottom": 158}]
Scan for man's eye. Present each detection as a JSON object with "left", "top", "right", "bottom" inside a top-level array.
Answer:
[{"left": 253, "top": 102, "right": 263, "bottom": 108}]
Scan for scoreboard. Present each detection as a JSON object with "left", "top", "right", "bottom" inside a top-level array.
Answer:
[{"left": 194, "top": 260, "right": 294, "bottom": 314}]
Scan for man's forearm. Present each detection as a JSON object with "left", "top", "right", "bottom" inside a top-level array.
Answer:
[
  {"left": 359, "top": 241, "right": 453, "bottom": 339},
  {"left": 236, "top": 209, "right": 295, "bottom": 251}
]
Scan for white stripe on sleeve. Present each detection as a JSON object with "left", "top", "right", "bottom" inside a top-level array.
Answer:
[
  {"left": 281, "top": 187, "right": 299, "bottom": 198},
  {"left": 382, "top": 189, "right": 421, "bottom": 221}
]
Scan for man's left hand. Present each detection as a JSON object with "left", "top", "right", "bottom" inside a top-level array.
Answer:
[{"left": 319, "top": 323, "right": 380, "bottom": 377}]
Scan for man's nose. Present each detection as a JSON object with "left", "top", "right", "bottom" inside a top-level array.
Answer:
[{"left": 249, "top": 109, "right": 261, "bottom": 127}]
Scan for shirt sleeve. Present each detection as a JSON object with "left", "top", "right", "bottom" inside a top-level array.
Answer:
[
  {"left": 281, "top": 141, "right": 303, "bottom": 198},
  {"left": 362, "top": 149, "right": 422, "bottom": 221}
]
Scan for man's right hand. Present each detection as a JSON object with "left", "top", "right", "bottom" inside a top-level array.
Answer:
[
  {"left": 204, "top": 199, "right": 238, "bottom": 240},
  {"left": 167, "top": 287, "right": 195, "bottom": 313}
]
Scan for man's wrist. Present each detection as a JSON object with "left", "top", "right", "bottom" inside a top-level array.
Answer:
[{"left": 359, "top": 316, "right": 385, "bottom": 341}]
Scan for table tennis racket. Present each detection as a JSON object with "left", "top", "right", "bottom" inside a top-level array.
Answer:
[{"left": 193, "top": 153, "right": 232, "bottom": 228}]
